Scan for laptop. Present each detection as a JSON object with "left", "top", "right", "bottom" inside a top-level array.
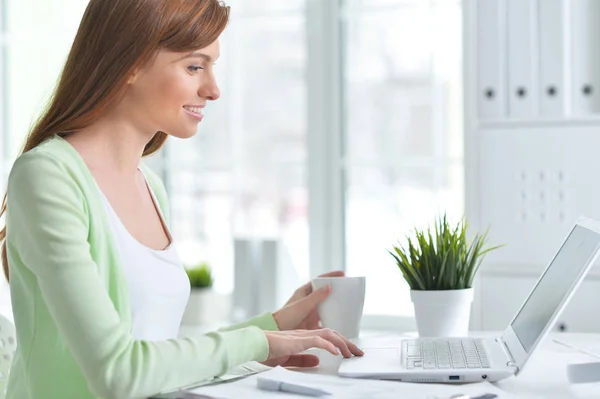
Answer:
[{"left": 339, "top": 216, "right": 600, "bottom": 383}]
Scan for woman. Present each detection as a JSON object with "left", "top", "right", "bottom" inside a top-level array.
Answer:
[{"left": 0, "top": 1, "right": 363, "bottom": 398}]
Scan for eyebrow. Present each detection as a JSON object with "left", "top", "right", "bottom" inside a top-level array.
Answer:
[{"left": 181, "top": 52, "right": 219, "bottom": 62}]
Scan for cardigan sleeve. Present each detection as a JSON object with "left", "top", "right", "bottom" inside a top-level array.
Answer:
[
  {"left": 220, "top": 313, "right": 280, "bottom": 332},
  {"left": 6, "top": 152, "right": 270, "bottom": 399}
]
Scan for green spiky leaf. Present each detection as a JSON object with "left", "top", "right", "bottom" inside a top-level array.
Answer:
[{"left": 389, "top": 214, "right": 503, "bottom": 291}]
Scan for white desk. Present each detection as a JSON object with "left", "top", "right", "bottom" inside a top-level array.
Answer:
[
  {"left": 174, "top": 328, "right": 600, "bottom": 398},
  {"left": 293, "top": 332, "right": 600, "bottom": 399}
]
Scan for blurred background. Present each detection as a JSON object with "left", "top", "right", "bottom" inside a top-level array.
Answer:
[
  {"left": 3, "top": 0, "right": 598, "bottom": 335},
  {"left": 0, "top": 0, "right": 464, "bottom": 332}
]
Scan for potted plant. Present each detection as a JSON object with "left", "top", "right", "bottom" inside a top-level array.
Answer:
[
  {"left": 389, "top": 214, "right": 501, "bottom": 337},
  {"left": 181, "top": 262, "right": 217, "bottom": 326}
]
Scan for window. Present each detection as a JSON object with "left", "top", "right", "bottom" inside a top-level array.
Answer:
[{"left": 342, "top": 0, "right": 464, "bottom": 324}]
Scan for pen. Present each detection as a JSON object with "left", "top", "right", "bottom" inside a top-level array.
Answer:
[
  {"left": 257, "top": 377, "right": 331, "bottom": 397},
  {"left": 449, "top": 394, "right": 498, "bottom": 399}
]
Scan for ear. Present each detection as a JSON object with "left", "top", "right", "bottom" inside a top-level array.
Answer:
[{"left": 127, "top": 69, "right": 140, "bottom": 85}]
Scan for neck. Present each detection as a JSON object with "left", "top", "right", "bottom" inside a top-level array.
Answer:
[{"left": 66, "top": 111, "right": 156, "bottom": 178}]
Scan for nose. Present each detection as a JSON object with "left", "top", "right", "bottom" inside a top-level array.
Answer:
[{"left": 199, "top": 70, "right": 220, "bottom": 101}]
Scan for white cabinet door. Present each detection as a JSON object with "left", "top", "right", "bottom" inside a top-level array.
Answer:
[{"left": 478, "top": 275, "right": 600, "bottom": 333}]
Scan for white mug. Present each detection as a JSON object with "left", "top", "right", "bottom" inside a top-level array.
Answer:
[{"left": 311, "top": 276, "right": 366, "bottom": 339}]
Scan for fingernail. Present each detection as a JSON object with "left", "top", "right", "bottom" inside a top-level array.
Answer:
[{"left": 320, "top": 285, "right": 330, "bottom": 292}]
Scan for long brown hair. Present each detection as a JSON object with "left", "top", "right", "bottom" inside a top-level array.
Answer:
[{"left": 0, "top": 0, "right": 229, "bottom": 280}]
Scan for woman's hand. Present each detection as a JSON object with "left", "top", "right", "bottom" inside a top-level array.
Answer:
[
  {"left": 262, "top": 328, "right": 364, "bottom": 368},
  {"left": 273, "top": 271, "right": 345, "bottom": 331}
]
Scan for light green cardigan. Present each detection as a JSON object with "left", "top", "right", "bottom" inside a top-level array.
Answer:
[{"left": 5, "top": 135, "right": 278, "bottom": 399}]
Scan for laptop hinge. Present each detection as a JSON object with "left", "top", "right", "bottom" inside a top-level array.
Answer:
[{"left": 497, "top": 338, "right": 518, "bottom": 370}]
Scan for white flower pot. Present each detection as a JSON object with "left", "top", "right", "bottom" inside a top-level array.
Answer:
[
  {"left": 410, "top": 288, "right": 474, "bottom": 337},
  {"left": 182, "top": 288, "right": 220, "bottom": 326}
]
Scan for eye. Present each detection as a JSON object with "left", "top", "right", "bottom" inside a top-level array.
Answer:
[{"left": 187, "top": 65, "right": 204, "bottom": 72}]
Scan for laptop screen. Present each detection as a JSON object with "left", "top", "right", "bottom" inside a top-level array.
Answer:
[{"left": 511, "top": 224, "right": 600, "bottom": 353}]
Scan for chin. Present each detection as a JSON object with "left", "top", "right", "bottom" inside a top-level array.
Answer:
[{"left": 168, "top": 128, "right": 199, "bottom": 139}]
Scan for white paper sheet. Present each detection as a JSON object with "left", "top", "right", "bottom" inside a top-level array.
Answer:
[
  {"left": 152, "top": 362, "right": 271, "bottom": 398},
  {"left": 183, "top": 366, "right": 539, "bottom": 399}
]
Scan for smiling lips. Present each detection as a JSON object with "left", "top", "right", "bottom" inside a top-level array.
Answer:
[{"left": 183, "top": 105, "right": 204, "bottom": 121}]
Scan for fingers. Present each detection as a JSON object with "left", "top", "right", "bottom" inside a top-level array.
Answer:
[
  {"left": 292, "top": 285, "right": 330, "bottom": 316},
  {"left": 266, "top": 329, "right": 364, "bottom": 363},
  {"left": 282, "top": 354, "right": 320, "bottom": 368},
  {"left": 275, "top": 285, "right": 330, "bottom": 330},
  {"left": 299, "top": 283, "right": 312, "bottom": 297},
  {"left": 317, "top": 270, "right": 345, "bottom": 278},
  {"left": 300, "top": 329, "right": 363, "bottom": 358},
  {"left": 332, "top": 330, "right": 365, "bottom": 357},
  {"left": 300, "top": 271, "right": 345, "bottom": 296},
  {"left": 289, "top": 271, "right": 345, "bottom": 304},
  {"left": 308, "top": 336, "right": 339, "bottom": 356},
  {"left": 320, "top": 330, "right": 353, "bottom": 358}
]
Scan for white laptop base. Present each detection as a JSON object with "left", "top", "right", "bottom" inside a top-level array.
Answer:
[
  {"left": 340, "top": 337, "right": 515, "bottom": 383},
  {"left": 339, "top": 216, "right": 600, "bottom": 383}
]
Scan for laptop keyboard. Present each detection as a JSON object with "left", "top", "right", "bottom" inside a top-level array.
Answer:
[{"left": 403, "top": 339, "right": 491, "bottom": 370}]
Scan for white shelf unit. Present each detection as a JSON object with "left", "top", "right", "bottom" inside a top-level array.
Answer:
[{"left": 465, "top": 0, "right": 600, "bottom": 332}]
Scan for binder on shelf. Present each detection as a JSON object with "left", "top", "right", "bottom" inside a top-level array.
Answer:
[
  {"left": 506, "top": 0, "right": 536, "bottom": 118},
  {"left": 571, "top": 0, "right": 600, "bottom": 115},
  {"left": 476, "top": 0, "right": 506, "bottom": 119},
  {"left": 538, "top": 0, "right": 565, "bottom": 117}
]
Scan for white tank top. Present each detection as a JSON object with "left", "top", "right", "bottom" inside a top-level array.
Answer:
[{"left": 97, "top": 172, "right": 190, "bottom": 341}]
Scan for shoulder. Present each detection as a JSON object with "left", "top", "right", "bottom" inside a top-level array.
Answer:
[
  {"left": 7, "top": 136, "right": 90, "bottom": 205},
  {"left": 9, "top": 146, "right": 68, "bottom": 189},
  {"left": 9, "top": 135, "right": 84, "bottom": 180}
]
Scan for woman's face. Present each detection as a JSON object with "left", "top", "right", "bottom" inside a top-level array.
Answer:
[{"left": 124, "top": 39, "right": 221, "bottom": 139}]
